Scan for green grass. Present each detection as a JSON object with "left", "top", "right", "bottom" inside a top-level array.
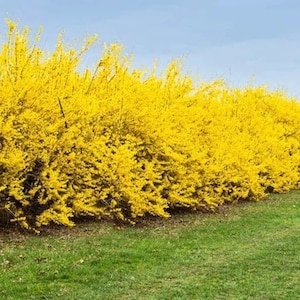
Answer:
[{"left": 1, "top": 191, "right": 300, "bottom": 300}]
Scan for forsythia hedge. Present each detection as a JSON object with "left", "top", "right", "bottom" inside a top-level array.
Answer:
[{"left": 0, "top": 20, "right": 300, "bottom": 232}]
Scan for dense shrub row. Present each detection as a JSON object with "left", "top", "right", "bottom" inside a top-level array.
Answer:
[{"left": 1, "top": 21, "right": 300, "bottom": 231}]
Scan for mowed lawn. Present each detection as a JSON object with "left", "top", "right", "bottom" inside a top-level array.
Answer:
[{"left": 1, "top": 191, "right": 300, "bottom": 300}]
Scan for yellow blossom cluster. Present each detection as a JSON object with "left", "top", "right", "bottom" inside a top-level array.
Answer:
[{"left": 0, "top": 21, "right": 300, "bottom": 231}]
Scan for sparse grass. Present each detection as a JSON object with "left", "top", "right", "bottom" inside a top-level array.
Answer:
[{"left": 1, "top": 191, "right": 300, "bottom": 300}]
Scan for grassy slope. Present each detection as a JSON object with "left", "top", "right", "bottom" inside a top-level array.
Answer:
[{"left": 1, "top": 191, "right": 300, "bottom": 300}]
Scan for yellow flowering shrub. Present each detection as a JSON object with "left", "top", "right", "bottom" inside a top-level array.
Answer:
[{"left": 0, "top": 20, "right": 300, "bottom": 231}]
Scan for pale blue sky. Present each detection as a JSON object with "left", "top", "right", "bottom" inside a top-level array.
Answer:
[{"left": 1, "top": 0, "right": 300, "bottom": 98}]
